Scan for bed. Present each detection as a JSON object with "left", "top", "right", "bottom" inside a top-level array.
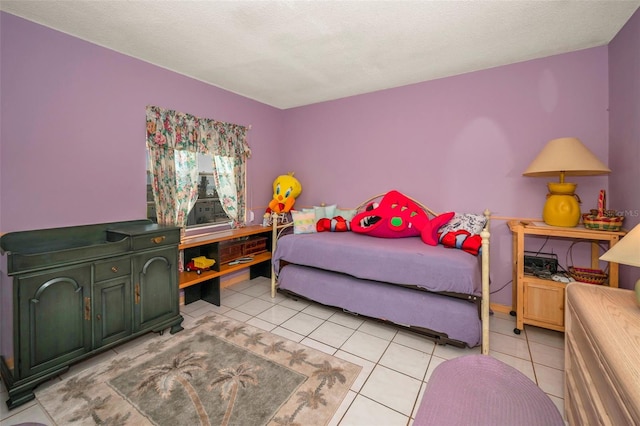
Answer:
[{"left": 269, "top": 193, "right": 491, "bottom": 352}]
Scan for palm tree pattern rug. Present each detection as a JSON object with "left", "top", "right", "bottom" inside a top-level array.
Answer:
[{"left": 36, "top": 314, "right": 362, "bottom": 425}]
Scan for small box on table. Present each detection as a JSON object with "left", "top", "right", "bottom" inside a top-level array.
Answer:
[{"left": 218, "top": 236, "right": 267, "bottom": 264}]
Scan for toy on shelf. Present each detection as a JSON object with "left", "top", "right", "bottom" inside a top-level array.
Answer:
[
  {"left": 228, "top": 256, "right": 254, "bottom": 266},
  {"left": 186, "top": 256, "right": 216, "bottom": 275}
]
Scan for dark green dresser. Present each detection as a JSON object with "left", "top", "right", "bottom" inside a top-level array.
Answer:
[{"left": 0, "top": 220, "right": 184, "bottom": 409}]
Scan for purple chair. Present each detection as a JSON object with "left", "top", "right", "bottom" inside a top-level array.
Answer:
[{"left": 414, "top": 354, "right": 564, "bottom": 426}]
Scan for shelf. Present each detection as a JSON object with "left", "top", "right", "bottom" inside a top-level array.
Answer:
[
  {"left": 508, "top": 220, "right": 626, "bottom": 240},
  {"left": 179, "top": 225, "right": 272, "bottom": 250},
  {"left": 179, "top": 247, "right": 272, "bottom": 289},
  {"left": 177, "top": 225, "right": 273, "bottom": 307},
  {"left": 522, "top": 274, "right": 568, "bottom": 286}
]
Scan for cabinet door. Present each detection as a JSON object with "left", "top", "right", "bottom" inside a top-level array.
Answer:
[
  {"left": 93, "top": 276, "right": 132, "bottom": 348},
  {"left": 523, "top": 279, "right": 565, "bottom": 328},
  {"left": 17, "top": 265, "right": 92, "bottom": 378},
  {"left": 133, "top": 247, "right": 179, "bottom": 331}
]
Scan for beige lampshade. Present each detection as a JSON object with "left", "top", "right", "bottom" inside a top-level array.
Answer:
[
  {"left": 523, "top": 137, "right": 611, "bottom": 177},
  {"left": 600, "top": 224, "right": 640, "bottom": 268}
]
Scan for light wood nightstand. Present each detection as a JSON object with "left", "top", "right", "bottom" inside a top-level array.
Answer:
[{"left": 508, "top": 220, "right": 625, "bottom": 333}]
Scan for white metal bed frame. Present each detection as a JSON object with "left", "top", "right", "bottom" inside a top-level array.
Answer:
[{"left": 269, "top": 195, "right": 491, "bottom": 354}]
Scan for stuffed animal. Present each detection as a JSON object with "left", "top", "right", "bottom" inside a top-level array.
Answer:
[
  {"left": 316, "top": 216, "right": 351, "bottom": 232},
  {"left": 351, "top": 190, "right": 454, "bottom": 245},
  {"left": 266, "top": 172, "right": 302, "bottom": 214}
]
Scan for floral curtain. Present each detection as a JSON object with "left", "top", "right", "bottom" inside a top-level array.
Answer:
[{"left": 145, "top": 105, "right": 251, "bottom": 228}]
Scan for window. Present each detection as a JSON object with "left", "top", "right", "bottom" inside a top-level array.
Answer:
[
  {"left": 145, "top": 106, "right": 251, "bottom": 232},
  {"left": 147, "top": 154, "right": 231, "bottom": 230}
]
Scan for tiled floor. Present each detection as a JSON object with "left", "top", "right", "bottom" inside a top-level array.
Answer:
[{"left": 1, "top": 276, "right": 566, "bottom": 426}]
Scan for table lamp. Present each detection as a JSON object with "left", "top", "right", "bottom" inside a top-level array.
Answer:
[
  {"left": 600, "top": 224, "right": 640, "bottom": 305},
  {"left": 523, "top": 137, "right": 610, "bottom": 227}
]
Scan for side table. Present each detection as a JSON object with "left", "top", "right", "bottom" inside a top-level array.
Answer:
[{"left": 508, "top": 220, "right": 625, "bottom": 333}]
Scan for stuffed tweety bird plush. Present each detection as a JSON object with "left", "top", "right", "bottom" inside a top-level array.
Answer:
[{"left": 267, "top": 172, "right": 302, "bottom": 214}]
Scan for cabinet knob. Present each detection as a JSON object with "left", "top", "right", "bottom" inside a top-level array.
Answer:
[
  {"left": 151, "top": 236, "right": 166, "bottom": 244},
  {"left": 96, "top": 314, "right": 101, "bottom": 321},
  {"left": 111, "top": 266, "right": 118, "bottom": 273}
]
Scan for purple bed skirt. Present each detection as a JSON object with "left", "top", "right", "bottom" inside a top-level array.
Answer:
[{"left": 277, "top": 264, "right": 482, "bottom": 347}]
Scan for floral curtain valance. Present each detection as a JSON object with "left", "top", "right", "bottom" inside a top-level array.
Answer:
[{"left": 146, "top": 105, "right": 251, "bottom": 158}]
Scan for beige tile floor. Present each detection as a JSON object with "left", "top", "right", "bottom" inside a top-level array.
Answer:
[{"left": 1, "top": 276, "right": 566, "bottom": 426}]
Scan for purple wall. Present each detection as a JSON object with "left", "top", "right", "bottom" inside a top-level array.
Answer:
[
  {"left": 609, "top": 7, "right": 640, "bottom": 289},
  {"left": 282, "top": 48, "right": 611, "bottom": 305},
  {"left": 0, "top": 12, "right": 283, "bottom": 234}
]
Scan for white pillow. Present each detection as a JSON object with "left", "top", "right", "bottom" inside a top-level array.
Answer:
[
  {"left": 438, "top": 213, "right": 487, "bottom": 235},
  {"left": 291, "top": 210, "right": 317, "bottom": 234},
  {"left": 313, "top": 204, "right": 337, "bottom": 221}
]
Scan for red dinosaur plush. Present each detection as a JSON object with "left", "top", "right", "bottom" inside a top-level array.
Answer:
[{"left": 351, "top": 190, "right": 454, "bottom": 245}]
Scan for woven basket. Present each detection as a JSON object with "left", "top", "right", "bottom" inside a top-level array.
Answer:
[
  {"left": 566, "top": 241, "right": 608, "bottom": 285},
  {"left": 582, "top": 190, "right": 624, "bottom": 231},
  {"left": 567, "top": 266, "right": 608, "bottom": 285}
]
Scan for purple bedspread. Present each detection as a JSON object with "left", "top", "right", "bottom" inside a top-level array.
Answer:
[{"left": 273, "top": 232, "right": 482, "bottom": 295}]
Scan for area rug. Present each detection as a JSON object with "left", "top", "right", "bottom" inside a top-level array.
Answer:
[{"left": 36, "top": 314, "right": 361, "bottom": 426}]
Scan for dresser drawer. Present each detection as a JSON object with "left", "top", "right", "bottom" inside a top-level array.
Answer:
[
  {"left": 130, "top": 231, "right": 180, "bottom": 251},
  {"left": 565, "top": 362, "right": 592, "bottom": 426},
  {"left": 107, "top": 224, "right": 181, "bottom": 251},
  {"left": 567, "top": 302, "right": 634, "bottom": 425},
  {"left": 566, "top": 338, "right": 606, "bottom": 423},
  {"left": 94, "top": 257, "right": 131, "bottom": 282},
  {"left": 565, "top": 285, "right": 640, "bottom": 426}
]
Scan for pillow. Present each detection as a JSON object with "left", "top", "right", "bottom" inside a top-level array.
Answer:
[
  {"left": 291, "top": 210, "right": 317, "bottom": 234},
  {"left": 313, "top": 204, "right": 337, "bottom": 221},
  {"left": 335, "top": 208, "right": 357, "bottom": 221},
  {"left": 437, "top": 213, "right": 487, "bottom": 255},
  {"left": 438, "top": 213, "right": 487, "bottom": 235}
]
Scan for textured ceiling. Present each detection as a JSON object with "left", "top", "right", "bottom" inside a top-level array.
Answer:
[{"left": 2, "top": 1, "right": 639, "bottom": 109}]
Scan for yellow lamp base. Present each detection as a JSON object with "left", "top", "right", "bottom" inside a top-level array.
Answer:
[{"left": 542, "top": 182, "right": 581, "bottom": 227}]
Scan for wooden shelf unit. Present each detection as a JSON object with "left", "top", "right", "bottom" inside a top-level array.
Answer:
[
  {"left": 508, "top": 220, "right": 625, "bottom": 333},
  {"left": 178, "top": 225, "right": 273, "bottom": 305},
  {"left": 178, "top": 251, "right": 272, "bottom": 289}
]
